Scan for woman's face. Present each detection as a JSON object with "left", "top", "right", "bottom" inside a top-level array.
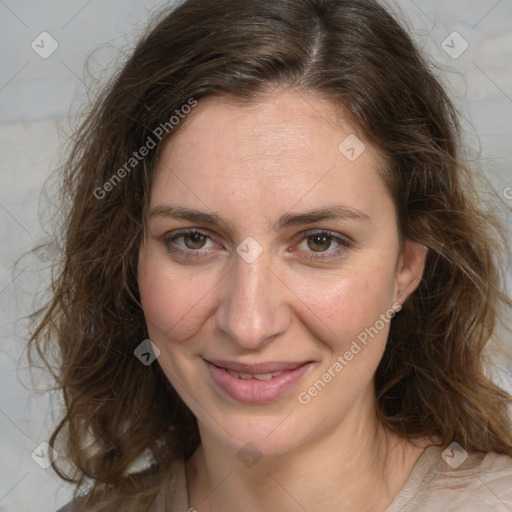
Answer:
[{"left": 138, "top": 90, "right": 425, "bottom": 457}]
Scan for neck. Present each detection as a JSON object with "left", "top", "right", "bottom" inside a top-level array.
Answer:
[{"left": 186, "top": 390, "right": 431, "bottom": 512}]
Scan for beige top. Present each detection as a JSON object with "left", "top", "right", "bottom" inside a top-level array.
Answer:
[
  {"left": 385, "top": 445, "right": 512, "bottom": 511},
  {"left": 58, "top": 445, "right": 512, "bottom": 511}
]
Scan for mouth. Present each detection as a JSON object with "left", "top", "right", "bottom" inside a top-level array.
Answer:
[
  {"left": 204, "top": 359, "right": 313, "bottom": 404},
  {"left": 223, "top": 369, "right": 288, "bottom": 381}
]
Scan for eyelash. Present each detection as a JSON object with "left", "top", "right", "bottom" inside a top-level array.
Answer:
[{"left": 163, "top": 229, "right": 351, "bottom": 261}]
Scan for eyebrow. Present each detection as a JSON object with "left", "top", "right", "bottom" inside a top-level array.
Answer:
[{"left": 149, "top": 204, "right": 370, "bottom": 230}]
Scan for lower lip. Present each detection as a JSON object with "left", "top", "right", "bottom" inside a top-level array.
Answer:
[{"left": 205, "top": 361, "right": 313, "bottom": 404}]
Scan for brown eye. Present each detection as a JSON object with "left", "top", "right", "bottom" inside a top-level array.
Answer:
[
  {"left": 163, "top": 229, "right": 216, "bottom": 258},
  {"left": 182, "top": 232, "right": 208, "bottom": 250},
  {"left": 307, "top": 233, "right": 333, "bottom": 252},
  {"left": 296, "top": 230, "right": 352, "bottom": 261}
]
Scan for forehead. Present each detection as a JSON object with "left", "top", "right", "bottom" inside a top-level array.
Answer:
[
  {"left": 157, "top": 90, "right": 369, "bottom": 169},
  {"left": 150, "top": 90, "right": 392, "bottom": 223}
]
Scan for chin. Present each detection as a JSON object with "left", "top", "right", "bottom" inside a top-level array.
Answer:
[{"left": 196, "top": 403, "right": 316, "bottom": 460}]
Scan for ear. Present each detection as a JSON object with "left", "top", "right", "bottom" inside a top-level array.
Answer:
[{"left": 395, "top": 240, "right": 428, "bottom": 305}]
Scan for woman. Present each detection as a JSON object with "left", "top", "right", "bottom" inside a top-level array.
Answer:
[{"left": 29, "top": 0, "right": 512, "bottom": 510}]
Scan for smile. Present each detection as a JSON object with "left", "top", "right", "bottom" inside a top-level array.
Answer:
[
  {"left": 204, "top": 359, "right": 313, "bottom": 403},
  {"left": 225, "top": 369, "right": 285, "bottom": 380}
]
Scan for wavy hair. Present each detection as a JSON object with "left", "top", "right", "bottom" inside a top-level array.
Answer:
[{"left": 28, "top": 0, "right": 512, "bottom": 507}]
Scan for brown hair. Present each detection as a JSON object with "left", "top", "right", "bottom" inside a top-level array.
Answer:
[{"left": 28, "top": 0, "right": 512, "bottom": 507}]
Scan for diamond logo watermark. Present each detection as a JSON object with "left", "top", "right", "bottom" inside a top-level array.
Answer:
[
  {"left": 441, "top": 32, "right": 469, "bottom": 59},
  {"left": 441, "top": 441, "right": 468, "bottom": 469},
  {"left": 338, "top": 134, "right": 366, "bottom": 161},
  {"left": 33, "top": 237, "right": 60, "bottom": 263},
  {"left": 31, "top": 442, "right": 58, "bottom": 469},
  {"left": 236, "top": 236, "right": 263, "bottom": 264},
  {"left": 31, "top": 31, "right": 59, "bottom": 59},
  {"left": 134, "top": 339, "right": 161, "bottom": 366},
  {"left": 237, "top": 442, "right": 263, "bottom": 468}
]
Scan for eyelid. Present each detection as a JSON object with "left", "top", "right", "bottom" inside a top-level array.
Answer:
[
  {"left": 297, "top": 228, "right": 353, "bottom": 244},
  {"left": 164, "top": 228, "right": 221, "bottom": 248}
]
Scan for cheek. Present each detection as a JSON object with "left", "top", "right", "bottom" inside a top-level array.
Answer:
[
  {"left": 137, "top": 248, "right": 218, "bottom": 342},
  {"left": 289, "top": 261, "right": 396, "bottom": 348},
  {"left": 291, "top": 265, "right": 397, "bottom": 408}
]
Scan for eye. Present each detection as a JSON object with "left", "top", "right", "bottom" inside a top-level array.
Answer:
[
  {"left": 162, "top": 228, "right": 351, "bottom": 262},
  {"left": 163, "top": 229, "right": 218, "bottom": 257},
  {"left": 296, "top": 230, "right": 351, "bottom": 260}
]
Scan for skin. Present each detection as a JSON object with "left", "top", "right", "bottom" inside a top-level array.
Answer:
[{"left": 137, "top": 89, "right": 434, "bottom": 511}]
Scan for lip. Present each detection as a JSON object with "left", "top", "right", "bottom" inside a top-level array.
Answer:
[
  {"left": 206, "top": 359, "right": 309, "bottom": 374},
  {"left": 205, "top": 359, "right": 313, "bottom": 404}
]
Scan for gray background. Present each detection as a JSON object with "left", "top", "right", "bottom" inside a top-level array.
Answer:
[{"left": 0, "top": 1, "right": 511, "bottom": 510}]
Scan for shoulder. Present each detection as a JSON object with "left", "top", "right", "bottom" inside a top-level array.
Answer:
[
  {"left": 55, "top": 458, "right": 188, "bottom": 512},
  {"left": 388, "top": 445, "right": 512, "bottom": 511},
  {"left": 433, "top": 446, "right": 512, "bottom": 494}
]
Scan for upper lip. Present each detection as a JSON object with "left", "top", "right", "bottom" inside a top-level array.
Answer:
[{"left": 205, "top": 359, "right": 310, "bottom": 374}]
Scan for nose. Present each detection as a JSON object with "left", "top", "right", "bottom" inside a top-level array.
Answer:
[{"left": 214, "top": 247, "right": 291, "bottom": 350}]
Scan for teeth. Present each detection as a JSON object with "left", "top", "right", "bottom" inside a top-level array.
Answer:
[
  {"left": 253, "top": 373, "right": 273, "bottom": 380},
  {"left": 225, "top": 369, "right": 284, "bottom": 380}
]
